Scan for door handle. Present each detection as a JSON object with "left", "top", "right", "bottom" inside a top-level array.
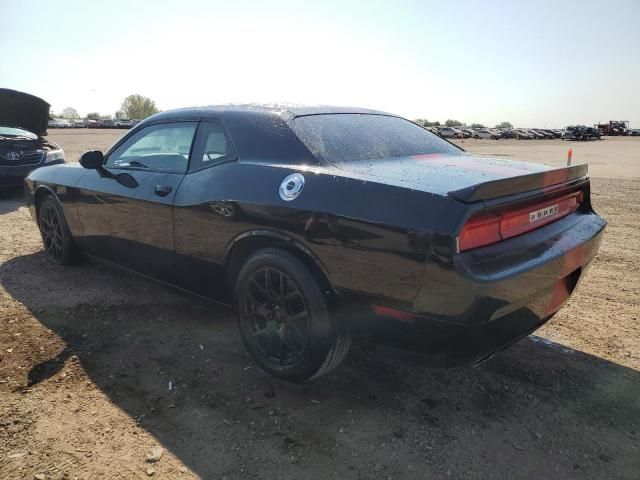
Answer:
[{"left": 155, "top": 185, "right": 172, "bottom": 197}]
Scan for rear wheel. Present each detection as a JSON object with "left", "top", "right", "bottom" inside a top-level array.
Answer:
[
  {"left": 235, "top": 248, "right": 350, "bottom": 382},
  {"left": 38, "top": 196, "right": 77, "bottom": 265}
]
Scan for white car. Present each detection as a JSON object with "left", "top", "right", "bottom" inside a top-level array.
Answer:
[
  {"left": 48, "top": 119, "right": 72, "bottom": 128},
  {"left": 473, "top": 128, "right": 500, "bottom": 139},
  {"left": 113, "top": 119, "right": 133, "bottom": 128},
  {"left": 437, "top": 127, "right": 464, "bottom": 138}
]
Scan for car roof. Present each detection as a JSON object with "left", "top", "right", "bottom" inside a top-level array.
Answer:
[
  {"left": 143, "top": 104, "right": 397, "bottom": 124},
  {"left": 130, "top": 104, "right": 406, "bottom": 166}
]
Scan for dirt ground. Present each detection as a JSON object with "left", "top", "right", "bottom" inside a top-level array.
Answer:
[
  {"left": 1, "top": 131, "right": 639, "bottom": 479},
  {"left": 450, "top": 136, "right": 639, "bottom": 179}
]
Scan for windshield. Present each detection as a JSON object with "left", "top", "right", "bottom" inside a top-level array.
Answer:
[
  {"left": 0, "top": 125, "right": 37, "bottom": 138},
  {"left": 291, "top": 114, "right": 462, "bottom": 164}
]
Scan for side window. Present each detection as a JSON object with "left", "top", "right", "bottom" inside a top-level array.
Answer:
[
  {"left": 189, "top": 121, "right": 237, "bottom": 172},
  {"left": 105, "top": 122, "right": 197, "bottom": 173}
]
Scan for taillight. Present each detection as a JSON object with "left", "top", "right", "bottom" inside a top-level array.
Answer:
[
  {"left": 458, "top": 214, "right": 501, "bottom": 251},
  {"left": 458, "top": 190, "right": 583, "bottom": 252}
]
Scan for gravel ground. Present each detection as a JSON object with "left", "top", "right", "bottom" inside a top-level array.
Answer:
[{"left": 0, "top": 133, "right": 638, "bottom": 479}]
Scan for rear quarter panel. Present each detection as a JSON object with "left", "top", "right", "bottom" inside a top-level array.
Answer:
[{"left": 172, "top": 161, "right": 458, "bottom": 302}]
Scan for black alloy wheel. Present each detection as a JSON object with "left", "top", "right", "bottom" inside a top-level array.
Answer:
[
  {"left": 235, "top": 248, "right": 351, "bottom": 382},
  {"left": 241, "top": 266, "right": 310, "bottom": 366},
  {"left": 40, "top": 203, "right": 64, "bottom": 260},
  {"left": 38, "top": 196, "right": 77, "bottom": 265}
]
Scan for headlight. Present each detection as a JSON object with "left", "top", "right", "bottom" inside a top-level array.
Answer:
[{"left": 44, "top": 149, "right": 65, "bottom": 164}]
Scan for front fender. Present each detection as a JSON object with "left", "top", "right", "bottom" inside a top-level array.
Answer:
[{"left": 27, "top": 165, "right": 85, "bottom": 235}]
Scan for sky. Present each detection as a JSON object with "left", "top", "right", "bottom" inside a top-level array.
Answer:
[{"left": 1, "top": 0, "right": 639, "bottom": 128}]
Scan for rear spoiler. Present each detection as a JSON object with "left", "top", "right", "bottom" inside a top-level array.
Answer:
[{"left": 448, "top": 164, "right": 588, "bottom": 203}]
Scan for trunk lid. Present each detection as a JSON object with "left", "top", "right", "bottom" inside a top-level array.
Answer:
[{"left": 336, "top": 153, "right": 585, "bottom": 201}]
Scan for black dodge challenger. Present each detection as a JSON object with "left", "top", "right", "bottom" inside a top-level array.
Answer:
[{"left": 24, "top": 105, "right": 606, "bottom": 382}]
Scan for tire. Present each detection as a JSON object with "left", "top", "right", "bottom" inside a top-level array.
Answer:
[
  {"left": 234, "top": 248, "right": 350, "bottom": 382},
  {"left": 38, "top": 195, "right": 77, "bottom": 265}
]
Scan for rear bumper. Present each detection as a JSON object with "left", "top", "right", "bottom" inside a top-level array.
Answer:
[{"left": 345, "top": 211, "right": 606, "bottom": 366}]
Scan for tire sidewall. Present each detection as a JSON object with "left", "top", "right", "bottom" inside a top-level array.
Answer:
[
  {"left": 235, "top": 249, "right": 337, "bottom": 382},
  {"left": 38, "top": 196, "right": 75, "bottom": 265}
]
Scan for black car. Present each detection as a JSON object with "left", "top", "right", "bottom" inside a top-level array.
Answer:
[
  {"left": 563, "top": 125, "right": 598, "bottom": 141},
  {"left": 0, "top": 89, "right": 65, "bottom": 188},
  {"left": 562, "top": 126, "right": 579, "bottom": 140},
  {"left": 585, "top": 127, "right": 602, "bottom": 140},
  {"left": 24, "top": 105, "right": 606, "bottom": 382}
]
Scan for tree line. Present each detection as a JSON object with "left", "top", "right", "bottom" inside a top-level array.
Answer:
[
  {"left": 53, "top": 94, "right": 159, "bottom": 121},
  {"left": 53, "top": 99, "right": 513, "bottom": 131}
]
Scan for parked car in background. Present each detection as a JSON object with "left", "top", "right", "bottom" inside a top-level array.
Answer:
[
  {"left": 72, "top": 119, "right": 87, "bottom": 128},
  {"left": 0, "top": 88, "right": 65, "bottom": 188},
  {"left": 131, "top": 119, "right": 142, "bottom": 127},
  {"left": 533, "top": 129, "right": 553, "bottom": 139},
  {"left": 437, "top": 126, "right": 464, "bottom": 138},
  {"left": 586, "top": 127, "right": 601, "bottom": 140},
  {"left": 500, "top": 129, "right": 522, "bottom": 139},
  {"left": 98, "top": 119, "right": 115, "bottom": 128},
  {"left": 514, "top": 129, "right": 533, "bottom": 139},
  {"left": 563, "top": 126, "right": 579, "bottom": 140},
  {"left": 529, "top": 129, "right": 545, "bottom": 139},
  {"left": 540, "top": 130, "right": 553, "bottom": 139},
  {"left": 87, "top": 119, "right": 99, "bottom": 128},
  {"left": 113, "top": 119, "right": 133, "bottom": 128},
  {"left": 458, "top": 128, "right": 475, "bottom": 138},
  {"left": 473, "top": 128, "right": 500, "bottom": 139},
  {"left": 419, "top": 126, "right": 439, "bottom": 135},
  {"left": 563, "top": 126, "right": 597, "bottom": 141},
  {"left": 629, "top": 129, "right": 640, "bottom": 136},
  {"left": 497, "top": 129, "right": 513, "bottom": 139},
  {"left": 563, "top": 126, "right": 598, "bottom": 141},
  {"left": 23, "top": 104, "right": 606, "bottom": 382},
  {"left": 48, "top": 118, "right": 72, "bottom": 128},
  {"left": 525, "top": 129, "right": 545, "bottom": 139},
  {"left": 541, "top": 129, "right": 560, "bottom": 138}
]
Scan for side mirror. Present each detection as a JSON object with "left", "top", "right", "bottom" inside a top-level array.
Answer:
[{"left": 79, "top": 150, "right": 104, "bottom": 169}]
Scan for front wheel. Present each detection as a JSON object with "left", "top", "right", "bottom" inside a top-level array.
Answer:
[
  {"left": 38, "top": 196, "right": 77, "bottom": 265},
  {"left": 235, "top": 248, "right": 350, "bottom": 382}
]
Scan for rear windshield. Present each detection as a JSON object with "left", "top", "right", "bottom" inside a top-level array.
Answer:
[{"left": 291, "top": 114, "right": 462, "bottom": 164}]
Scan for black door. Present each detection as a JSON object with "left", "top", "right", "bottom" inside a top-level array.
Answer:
[
  {"left": 75, "top": 121, "right": 198, "bottom": 281},
  {"left": 172, "top": 120, "right": 240, "bottom": 299}
]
